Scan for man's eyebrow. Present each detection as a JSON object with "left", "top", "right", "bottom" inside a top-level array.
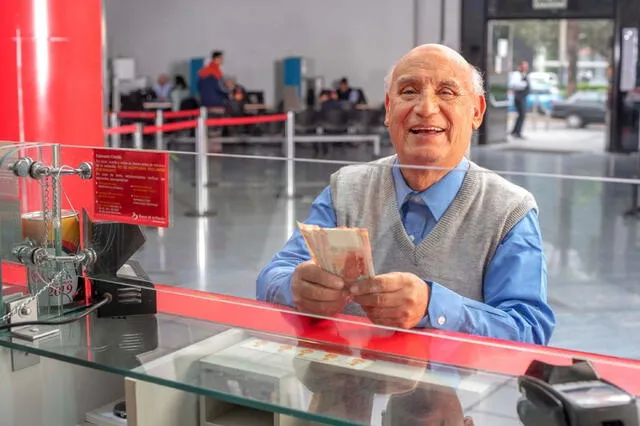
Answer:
[
  {"left": 395, "top": 76, "right": 420, "bottom": 87},
  {"left": 394, "top": 76, "right": 465, "bottom": 91},
  {"left": 440, "top": 80, "right": 463, "bottom": 90}
]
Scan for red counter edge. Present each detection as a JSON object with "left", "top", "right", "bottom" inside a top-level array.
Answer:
[{"left": 4, "top": 265, "right": 640, "bottom": 396}]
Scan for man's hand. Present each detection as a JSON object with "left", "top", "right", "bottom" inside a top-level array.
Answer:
[
  {"left": 292, "top": 260, "right": 350, "bottom": 317},
  {"left": 350, "top": 272, "right": 429, "bottom": 329}
]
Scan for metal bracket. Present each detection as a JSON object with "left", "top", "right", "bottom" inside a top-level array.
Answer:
[
  {"left": 8, "top": 157, "right": 93, "bottom": 180},
  {"left": 5, "top": 297, "right": 59, "bottom": 341},
  {"left": 12, "top": 242, "right": 97, "bottom": 267},
  {"left": 2, "top": 296, "right": 60, "bottom": 372}
]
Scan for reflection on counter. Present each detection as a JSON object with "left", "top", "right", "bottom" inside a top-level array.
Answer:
[{"left": 198, "top": 329, "right": 501, "bottom": 425}]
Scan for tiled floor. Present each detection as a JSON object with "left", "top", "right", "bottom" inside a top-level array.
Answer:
[{"left": 128, "top": 129, "right": 640, "bottom": 360}]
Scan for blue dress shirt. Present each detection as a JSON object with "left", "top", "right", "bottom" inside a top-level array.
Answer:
[{"left": 256, "top": 158, "right": 556, "bottom": 345}]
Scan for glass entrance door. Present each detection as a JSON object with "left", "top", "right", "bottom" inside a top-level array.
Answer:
[{"left": 484, "top": 19, "right": 613, "bottom": 153}]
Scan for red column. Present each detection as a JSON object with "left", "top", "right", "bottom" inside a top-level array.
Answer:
[{"left": 0, "top": 0, "right": 104, "bottom": 147}]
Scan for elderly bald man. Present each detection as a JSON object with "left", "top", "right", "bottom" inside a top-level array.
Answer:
[{"left": 257, "top": 44, "right": 555, "bottom": 345}]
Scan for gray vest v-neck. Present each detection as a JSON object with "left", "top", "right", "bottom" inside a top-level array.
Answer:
[{"left": 330, "top": 155, "right": 537, "bottom": 317}]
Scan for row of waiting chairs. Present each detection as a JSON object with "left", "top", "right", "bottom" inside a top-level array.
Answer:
[{"left": 295, "top": 107, "right": 386, "bottom": 135}]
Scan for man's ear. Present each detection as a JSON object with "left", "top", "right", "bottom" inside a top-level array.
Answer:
[
  {"left": 384, "top": 93, "right": 391, "bottom": 126},
  {"left": 471, "top": 95, "right": 487, "bottom": 130}
]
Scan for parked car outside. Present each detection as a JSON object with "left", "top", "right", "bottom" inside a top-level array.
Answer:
[{"left": 550, "top": 90, "right": 607, "bottom": 128}]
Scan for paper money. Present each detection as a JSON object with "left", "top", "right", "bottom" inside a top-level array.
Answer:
[{"left": 297, "top": 222, "right": 375, "bottom": 281}]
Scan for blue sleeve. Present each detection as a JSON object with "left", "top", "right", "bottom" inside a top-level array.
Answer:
[
  {"left": 419, "top": 210, "right": 556, "bottom": 345},
  {"left": 256, "top": 186, "right": 337, "bottom": 306}
]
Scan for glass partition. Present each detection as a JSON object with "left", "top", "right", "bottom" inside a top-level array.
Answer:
[
  {"left": 0, "top": 142, "right": 76, "bottom": 320},
  {"left": 1, "top": 142, "right": 640, "bottom": 425}
]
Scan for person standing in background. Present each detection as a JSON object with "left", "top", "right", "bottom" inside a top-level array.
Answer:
[
  {"left": 511, "top": 61, "right": 530, "bottom": 139},
  {"left": 197, "top": 50, "right": 228, "bottom": 107}
]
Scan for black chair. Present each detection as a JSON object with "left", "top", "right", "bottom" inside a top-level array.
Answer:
[
  {"left": 180, "top": 97, "right": 199, "bottom": 110},
  {"left": 347, "top": 108, "right": 377, "bottom": 134},
  {"left": 295, "top": 110, "right": 319, "bottom": 135},
  {"left": 367, "top": 107, "right": 387, "bottom": 134},
  {"left": 318, "top": 108, "right": 348, "bottom": 134}
]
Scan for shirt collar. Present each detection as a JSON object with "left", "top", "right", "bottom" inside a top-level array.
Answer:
[{"left": 391, "top": 156, "right": 469, "bottom": 221}]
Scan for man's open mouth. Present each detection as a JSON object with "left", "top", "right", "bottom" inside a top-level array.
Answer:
[{"left": 409, "top": 126, "right": 445, "bottom": 134}]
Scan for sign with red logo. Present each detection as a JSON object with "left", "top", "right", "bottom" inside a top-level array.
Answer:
[{"left": 93, "top": 149, "right": 169, "bottom": 227}]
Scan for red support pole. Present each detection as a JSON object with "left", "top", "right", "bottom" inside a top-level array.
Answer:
[
  {"left": 0, "top": 0, "right": 104, "bottom": 147},
  {"left": 0, "top": 0, "right": 104, "bottom": 219}
]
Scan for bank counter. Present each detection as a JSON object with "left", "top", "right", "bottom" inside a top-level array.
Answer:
[{"left": 1, "top": 142, "right": 640, "bottom": 426}]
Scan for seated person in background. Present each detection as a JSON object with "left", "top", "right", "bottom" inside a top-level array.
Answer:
[
  {"left": 169, "top": 75, "right": 191, "bottom": 111},
  {"left": 319, "top": 89, "right": 342, "bottom": 111},
  {"left": 197, "top": 50, "right": 228, "bottom": 107},
  {"left": 152, "top": 74, "right": 173, "bottom": 101},
  {"left": 336, "top": 77, "right": 356, "bottom": 103},
  {"left": 256, "top": 44, "right": 555, "bottom": 345},
  {"left": 226, "top": 87, "right": 246, "bottom": 117},
  {"left": 337, "top": 77, "right": 368, "bottom": 107},
  {"left": 223, "top": 76, "right": 246, "bottom": 98}
]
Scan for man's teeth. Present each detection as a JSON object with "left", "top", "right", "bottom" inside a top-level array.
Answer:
[{"left": 410, "top": 127, "right": 444, "bottom": 134}]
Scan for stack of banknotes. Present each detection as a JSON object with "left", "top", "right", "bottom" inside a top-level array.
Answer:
[{"left": 297, "top": 222, "right": 375, "bottom": 281}]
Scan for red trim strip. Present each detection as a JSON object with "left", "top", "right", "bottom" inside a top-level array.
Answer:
[
  {"left": 5, "top": 261, "right": 639, "bottom": 395},
  {"left": 155, "top": 285, "right": 640, "bottom": 395}
]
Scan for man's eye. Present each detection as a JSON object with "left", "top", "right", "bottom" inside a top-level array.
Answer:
[
  {"left": 401, "top": 88, "right": 418, "bottom": 95},
  {"left": 439, "top": 89, "right": 456, "bottom": 96}
]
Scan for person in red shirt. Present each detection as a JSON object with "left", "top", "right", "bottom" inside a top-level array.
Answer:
[{"left": 197, "top": 51, "right": 228, "bottom": 107}]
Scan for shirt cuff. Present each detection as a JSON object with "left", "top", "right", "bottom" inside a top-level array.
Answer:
[
  {"left": 425, "top": 281, "right": 464, "bottom": 331},
  {"left": 265, "top": 270, "right": 296, "bottom": 308}
]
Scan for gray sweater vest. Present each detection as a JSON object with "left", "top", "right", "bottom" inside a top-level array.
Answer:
[{"left": 330, "top": 155, "right": 537, "bottom": 317}]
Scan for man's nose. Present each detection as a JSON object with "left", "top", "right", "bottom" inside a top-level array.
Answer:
[{"left": 414, "top": 91, "right": 440, "bottom": 116}]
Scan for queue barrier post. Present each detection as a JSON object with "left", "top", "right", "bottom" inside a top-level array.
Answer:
[
  {"left": 109, "top": 112, "right": 120, "bottom": 148},
  {"left": 187, "top": 107, "right": 216, "bottom": 217},
  {"left": 155, "top": 109, "right": 164, "bottom": 150},
  {"left": 285, "top": 111, "right": 295, "bottom": 199},
  {"left": 133, "top": 123, "right": 143, "bottom": 150}
]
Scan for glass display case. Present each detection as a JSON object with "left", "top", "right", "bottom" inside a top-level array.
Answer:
[{"left": 1, "top": 142, "right": 640, "bottom": 426}]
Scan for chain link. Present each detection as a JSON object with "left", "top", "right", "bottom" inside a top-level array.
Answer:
[
  {"left": 0, "top": 269, "right": 66, "bottom": 324},
  {"left": 42, "top": 174, "right": 51, "bottom": 249},
  {"left": 1, "top": 171, "right": 60, "bottom": 324}
]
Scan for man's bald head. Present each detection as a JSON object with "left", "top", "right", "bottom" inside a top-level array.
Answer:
[
  {"left": 383, "top": 42, "right": 487, "bottom": 176},
  {"left": 385, "top": 44, "right": 484, "bottom": 95}
]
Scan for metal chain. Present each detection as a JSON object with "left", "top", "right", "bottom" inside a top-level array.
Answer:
[
  {"left": 1, "top": 172, "right": 60, "bottom": 324},
  {"left": 0, "top": 269, "right": 65, "bottom": 324},
  {"left": 42, "top": 174, "right": 51, "bottom": 248}
]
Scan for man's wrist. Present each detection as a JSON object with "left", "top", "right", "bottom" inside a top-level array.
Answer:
[{"left": 414, "top": 280, "right": 432, "bottom": 328}]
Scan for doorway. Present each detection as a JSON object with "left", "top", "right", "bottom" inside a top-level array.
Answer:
[{"left": 485, "top": 19, "right": 614, "bottom": 153}]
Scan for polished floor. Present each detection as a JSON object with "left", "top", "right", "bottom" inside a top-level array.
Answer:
[{"left": 127, "top": 132, "right": 640, "bottom": 360}]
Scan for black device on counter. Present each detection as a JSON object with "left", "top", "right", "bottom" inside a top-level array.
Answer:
[
  {"left": 113, "top": 401, "right": 127, "bottom": 419},
  {"left": 82, "top": 209, "right": 157, "bottom": 318},
  {"left": 517, "top": 359, "right": 638, "bottom": 426}
]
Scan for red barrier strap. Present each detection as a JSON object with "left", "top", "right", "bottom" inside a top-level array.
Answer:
[
  {"left": 206, "top": 114, "right": 287, "bottom": 127},
  {"left": 163, "top": 109, "right": 201, "bottom": 119},
  {"left": 143, "top": 120, "right": 198, "bottom": 134},
  {"left": 117, "top": 111, "right": 156, "bottom": 119},
  {"left": 104, "top": 124, "right": 138, "bottom": 135}
]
